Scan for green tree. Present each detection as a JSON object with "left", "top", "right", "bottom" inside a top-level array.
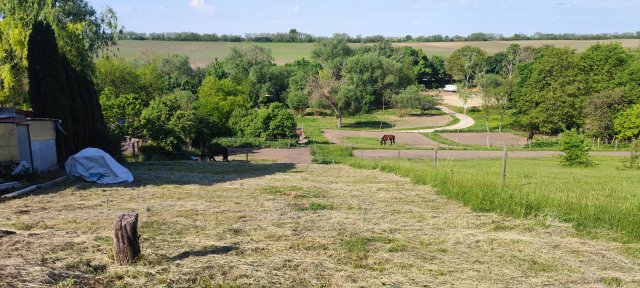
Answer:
[
  {"left": 614, "top": 104, "right": 640, "bottom": 140},
  {"left": 197, "top": 76, "right": 249, "bottom": 133},
  {"left": 580, "top": 43, "right": 633, "bottom": 95},
  {"left": 229, "top": 103, "right": 296, "bottom": 140},
  {"left": 311, "top": 35, "right": 352, "bottom": 78},
  {"left": 306, "top": 68, "right": 345, "bottom": 127},
  {"left": 559, "top": 129, "right": 594, "bottom": 167},
  {"left": 476, "top": 74, "right": 504, "bottom": 132},
  {"left": 445, "top": 45, "right": 487, "bottom": 87},
  {"left": 512, "top": 46, "right": 586, "bottom": 140},
  {"left": 248, "top": 64, "right": 289, "bottom": 106},
  {"left": 342, "top": 53, "right": 402, "bottom": 111},
  {"left": 584, "top": 89, "right": 625, "bottom": 140},
  {"left": 0, "top": 0, "right": 119, "bottom": 106},
  {"left": 393, "top": 85, "right": 437, "bottom": 115},
  {"left": 284, "top": 58, "right": 321, "bottom": 113},
  {"left": 224, "top": 45, "right": 274, "bottom": 83},
  {"left": 95, "top": 57, "right": 143, "bottom": 98},
  {"left": 99, "top": 89, "right": 144, "bottom": 138}
]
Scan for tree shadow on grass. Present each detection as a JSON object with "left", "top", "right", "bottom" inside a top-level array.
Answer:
[
  {"left": 342, "top": 121, "right": 393, "bottom": 130},
  {"left": 168, "top": 244, "right": 239, "bottom": 261},
  {"left": 2, "top": 160, "right": 297, "bottom": 200}
]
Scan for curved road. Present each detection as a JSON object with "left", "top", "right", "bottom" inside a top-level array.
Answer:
[{"left": 400, "top": 106, "right": 474, "bottom": 133}]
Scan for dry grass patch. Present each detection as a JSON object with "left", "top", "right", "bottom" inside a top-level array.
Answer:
[{"left": 1, "top": 161, "right": 639, "bottom": 287}]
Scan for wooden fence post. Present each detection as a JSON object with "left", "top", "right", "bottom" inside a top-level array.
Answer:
[
  {"left": 331, "top": 154, "right": 335, "bottom": 164},
  {"left": 434, "top": 145, "right": 439, "bottom": 170},
  {"left": 245, "top": 152, "right": 249, "bottom": 162},
  {"left": 113, "top": 212, "right": 141, "bottom": 265},
  {"left": 502, "top": 146, "right": 508, "bottom": 190}
]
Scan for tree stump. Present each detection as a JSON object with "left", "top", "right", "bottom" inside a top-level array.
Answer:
[{"left": 113, "top": 212, "right": 141, "bottom": 265}]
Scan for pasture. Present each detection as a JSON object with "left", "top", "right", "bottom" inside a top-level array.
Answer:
[
  {"left": 2, "top": 162, "right": 640, "bottom": 287},
  {"left": 108, "top": 39, "right": 640, "bottom": 67}
]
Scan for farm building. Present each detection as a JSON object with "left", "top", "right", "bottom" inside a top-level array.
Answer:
[{"left": 0, "top": 108, "right": 60, "bottom": 172}]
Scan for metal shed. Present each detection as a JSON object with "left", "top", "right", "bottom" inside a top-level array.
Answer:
[{"left": 0, "top": 108, "right": 59, "bottom": 173}]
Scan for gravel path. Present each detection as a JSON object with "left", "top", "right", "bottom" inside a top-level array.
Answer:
[{"left": 400, "top": 106, "right": 475, "bottom": 133}]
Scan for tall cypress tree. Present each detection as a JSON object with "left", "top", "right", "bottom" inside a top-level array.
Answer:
[
  {"left": 27, "top": 21, "right": 73, "bottom": 160},
  {"left": 28, "top": 21, "right": 120, "bottom": 159}
]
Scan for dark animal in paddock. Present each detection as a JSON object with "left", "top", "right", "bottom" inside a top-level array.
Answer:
[
  {"left": 200, "top": 145, "right": 229, "bottom": 162},
  {"left": 380, "top": 134, "right": 396, "bottom": 146}
]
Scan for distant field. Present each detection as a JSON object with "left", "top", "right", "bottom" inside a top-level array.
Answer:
[{"left": 108, "top": 39, "right": 640, "bottom": 67}]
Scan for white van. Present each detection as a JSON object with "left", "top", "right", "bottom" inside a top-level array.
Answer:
[{"left": 444, "top": 85, "right": 458, "bottom": 92}]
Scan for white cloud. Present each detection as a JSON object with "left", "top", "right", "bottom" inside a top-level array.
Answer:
[
  {"left": 189, "top": 0, "right": 215, "bottom": 12},
  {"left": 293, "top": 5, "right": 300, "bottom": 13}
]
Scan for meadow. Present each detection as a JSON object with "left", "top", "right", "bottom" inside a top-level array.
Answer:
[
  {"left": 108, "top": 39, "right": 640, "bottom": 67},
  {"left": 2, "top": 160, "right": 639, "bottom": 286},
  {"left": 296, "top": 114, "right": 640, "bottom": 243}
]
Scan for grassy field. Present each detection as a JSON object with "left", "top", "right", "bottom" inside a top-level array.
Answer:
[
  {"left": 297, "top": 114, "right": 640, "bottom": 243},
  {"left": 2, "top": 161, "right": 639, "bottom": 286},
  {"left": 108, "top": 39, "right": 640, "bottom": 67}
]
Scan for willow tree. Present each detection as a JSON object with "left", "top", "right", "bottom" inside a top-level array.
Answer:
[{"left": 0, "top": 0, "right": 119, "bottom": 107}]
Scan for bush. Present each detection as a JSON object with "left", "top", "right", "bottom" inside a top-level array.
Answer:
[
  {"left": 230, "top": 103, "right": 296, "bottom": 140},
  {"left": 214, "top": 137, "right": 298, "bottom": 149},
  {"left": 139, "top": 143, "right": 192, "bottom": 161},
  {"left": 559, "top": 129, "right": 594, "bottom": 166},
  {"left": 623, "top": 138, "right": 640, "bottom": 169}
]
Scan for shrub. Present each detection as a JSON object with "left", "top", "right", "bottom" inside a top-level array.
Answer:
[
  {"left": 230, "top": 103, "right": 296, "bottom": 140},
  {"left": 623, "top": 138, "right": 640, "bottom": 169},
  {"left": 139, "top": 143, "right": 192, "bottom": 161},
  {"left": 559, "top": 129, "right": 594, "bottom": 167}
]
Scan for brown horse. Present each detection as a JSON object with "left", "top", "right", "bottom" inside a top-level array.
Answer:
[{"left": 380, "top": 134, "right": 396, "bottom": 146}]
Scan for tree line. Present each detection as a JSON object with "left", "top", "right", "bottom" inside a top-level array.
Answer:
[
  {"left": 444, "top": 42, "right": 640, "bottom": 142},
  {"left": 95, "top": 39, "right": 450, "bottom": 152},
  {"left": 120, "top": 30, "right": 640, "bottom": 43}
]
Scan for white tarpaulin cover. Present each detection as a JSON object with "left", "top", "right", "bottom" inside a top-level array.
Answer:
[{"left": 65, "top": 148, "right": 133, "bottom": 184}]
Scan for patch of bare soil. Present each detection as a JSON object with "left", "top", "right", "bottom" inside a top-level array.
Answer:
[
  {"left": 440, "top": 91, "right": 483, "bottom": 107},
  {"left": 324, "top": 130, "right": 440, "bottom": 148},
  {"left": 386, "top": 114, "right": 452, "bottom": 129},
  {"left": 0, "top": 163, "right": 638, "bottom": 287},
  {"left": 440, "top": 132, "right": 528, "bottom": 147},
  {"left": 228, "top": 148, "right": 313, "bottom": 164}
]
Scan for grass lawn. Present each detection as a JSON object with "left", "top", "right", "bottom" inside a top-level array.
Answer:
[{"left": 2, "top": 161, "right": 639, "bottom": 286}]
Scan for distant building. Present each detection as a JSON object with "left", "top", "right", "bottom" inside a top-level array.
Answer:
[{"left": 0, "top": 108, "right": 60, "bottom": 172}]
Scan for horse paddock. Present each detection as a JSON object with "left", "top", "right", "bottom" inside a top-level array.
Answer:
[{"left": 439, "top": 132, "right": 528, "bottom": 147}]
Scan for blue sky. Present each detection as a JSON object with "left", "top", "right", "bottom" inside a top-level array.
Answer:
[{"left": 87, "top": 0, "right": 640, "bottom": 36}]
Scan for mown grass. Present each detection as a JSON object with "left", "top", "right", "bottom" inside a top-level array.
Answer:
[{"left": 298, "top": 115, "right": 640, "bottom": 243}]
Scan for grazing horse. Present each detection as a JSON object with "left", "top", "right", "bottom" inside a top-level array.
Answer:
[
  {"left": 380, "top": 134, "right": 396, "bottom": 146},
  {"left": 200, "top": 144, "right": 229, "bottom": 162}
]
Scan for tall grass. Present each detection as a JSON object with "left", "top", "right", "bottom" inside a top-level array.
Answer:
[{"left": 297, "top": 116, "right": 640, "bottom": 243}]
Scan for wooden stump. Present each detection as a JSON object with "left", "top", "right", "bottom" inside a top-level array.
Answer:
[{"left": 113, "top": 212, "right": 141, "bottom": 265}]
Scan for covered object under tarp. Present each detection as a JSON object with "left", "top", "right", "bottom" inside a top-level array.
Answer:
[{"left": 65, "top": 148, "right": 133, "bottom": 184}]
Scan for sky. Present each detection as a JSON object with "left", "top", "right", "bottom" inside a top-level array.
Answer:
[{"left": 86, "top": 0, "right": 640, "bottom": 37}]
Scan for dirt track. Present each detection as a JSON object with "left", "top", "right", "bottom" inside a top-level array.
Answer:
[
  {"left": 323, "top": 130, "right": 440, "bottom": 148},
  {"left": 229, "top": 148, "right": 312, "bottom": 164},
  {"left": 440, "top": 132, "right": 528, "bottom": 147},
  {"left": 353, "top": 149, "right": 630, "bottom": 160}
]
